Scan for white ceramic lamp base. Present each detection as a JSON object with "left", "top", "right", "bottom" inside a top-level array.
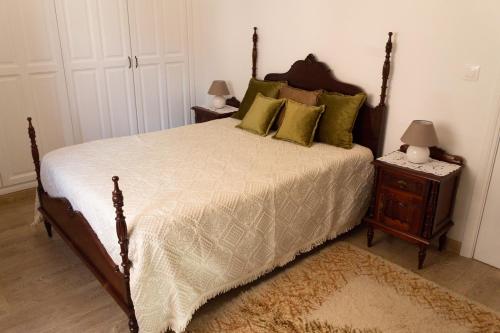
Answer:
[
  {"left": 212, "top": 95, "right": 226, "bottom": 109},
  {"left": 406, "top": 145, "right": 430, "bottom": 164}
]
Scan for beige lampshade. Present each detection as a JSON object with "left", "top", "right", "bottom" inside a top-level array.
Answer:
[
  {"left": 208, "top": 80, "right": 229, "bottom": 96},
  {"left": 401, "top": 120, "right": 438, "bottom": 147}
]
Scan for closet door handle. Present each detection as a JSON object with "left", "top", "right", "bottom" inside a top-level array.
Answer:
[
  {"left": 135, "top": 56, "right": 138, "bottom": 68},
  {"left": 128, "top": 56, "right": 132, "bottom": 69}
]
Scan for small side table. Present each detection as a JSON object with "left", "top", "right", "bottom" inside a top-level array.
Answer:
[
  {"left": 191, "top": 105, "right": 238, "bottom": 124},
  {"left": 364, "top": 145, "right": 464, "bottom": 269}
]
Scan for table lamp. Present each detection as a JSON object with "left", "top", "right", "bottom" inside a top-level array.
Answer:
[
  {"left": 208, "top": 80, "right": 229, "bottom": 109},
  {"left": 401, "top": 120, "right": 438, "bottom": 164}
]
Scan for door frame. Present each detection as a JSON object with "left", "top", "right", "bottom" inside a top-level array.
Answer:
[
  {"left": 461, "top": 87, "right": 500, "bottom": 258},
  {"left": 186, "top": 0, "right": 196, "bottom": 123}
]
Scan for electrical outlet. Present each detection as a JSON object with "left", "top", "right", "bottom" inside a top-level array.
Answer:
[{"left": 464, "top": 64, "right": 480, "bottom": 81}]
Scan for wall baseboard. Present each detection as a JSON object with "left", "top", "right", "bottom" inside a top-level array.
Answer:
[
  {"left": 0, "top": 182, "right": 36, "bottom": 196},
  {"left": 446, "top": 237, "right": 462, "bottom": 255}
]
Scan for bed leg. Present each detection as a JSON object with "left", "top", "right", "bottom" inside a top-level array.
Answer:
[
  {"left": 112, "top": 176, "right": 138, "bottom": 333},
  {"left": 367, "top": 225, "right": 374, "bottom": 247},
  {"left": 43, "top": 221, "right": 52, "bottom": 238},
  {"left": 128, "top": 314, "right": 138, "bottom": 333}
]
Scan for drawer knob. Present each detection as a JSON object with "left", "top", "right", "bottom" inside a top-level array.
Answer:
[{"left": 397, "top": 180, "right": 408, "bottom": 189}]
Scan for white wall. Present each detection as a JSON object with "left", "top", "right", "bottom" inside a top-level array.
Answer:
[{"left": 191, "top": 0, "right": 500, "bottom": 245}]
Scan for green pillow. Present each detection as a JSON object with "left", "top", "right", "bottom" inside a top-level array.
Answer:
[
  {"left": 273, "top": 99, "right": 325, "bottom": 147},
  {"left": 316, "top": 92, "right": 367, "bottom": 149},
  {"left": 232, "top": 78, "right": 286, "bottom": 120},
  {"left": 236, "top": 93, "right": 285, "bottom": 136}
]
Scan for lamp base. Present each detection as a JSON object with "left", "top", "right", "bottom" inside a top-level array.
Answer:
[
  {"left": 406, "top": 145, "right": 430, "bottom": 164},
  {"left": 212, "top": 95, "right": 226, "bottom": 109}
]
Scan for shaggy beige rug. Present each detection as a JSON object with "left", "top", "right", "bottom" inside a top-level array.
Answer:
[{"left": 186, "top": 242, "right": 500, "bottom": 333}]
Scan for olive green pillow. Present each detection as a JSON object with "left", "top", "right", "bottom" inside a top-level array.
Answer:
[
  {"left": 236, "top": 93, "right": 285, "bottom": 136},
  {"left": 273, "top": 99, "right": 325, "bottom": 147},
  {"left": 316, "top": 92, "right": 367, "bottom": 149},
  {"left": 232, "top": 78, "right": 286, "bottom": 120}
]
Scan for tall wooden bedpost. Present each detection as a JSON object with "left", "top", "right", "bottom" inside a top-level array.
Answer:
[
  {"left": 378, "top": 32, "right": 393, "bottom": 108},
  {"left": 224, "top": 27, "right": 258, "bottom": 109},
  {"left": 27, "top": 117, "right": 52, "bottom": 238},
  {"left": 252, "top": 26, "right": 258, "bottom": 78},
  {"left": 112, "top": 176, "right": 138, "bottom": 333},
  {"left": 371, "top": 31, "right": 393, "bottom": 157},
  {"left": 367, "top": 32, "right": 393, "bottom": 218}
]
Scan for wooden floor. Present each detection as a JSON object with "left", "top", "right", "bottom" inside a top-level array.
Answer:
[{"left": 1, "top": 189, "right": 499, "bottom": 332}]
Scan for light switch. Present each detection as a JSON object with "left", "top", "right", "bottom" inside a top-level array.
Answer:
[{"left": 463, "top": 64, "right": 480, "bottom": 81}]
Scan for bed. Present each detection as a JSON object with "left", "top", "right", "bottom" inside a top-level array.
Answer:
[{"left": 27, "top": 28, "right": 393, "bottom": 333}]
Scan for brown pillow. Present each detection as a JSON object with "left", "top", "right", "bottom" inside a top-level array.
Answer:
[{"left": 274, "top": 86, "right": 322, "bottom": 129}]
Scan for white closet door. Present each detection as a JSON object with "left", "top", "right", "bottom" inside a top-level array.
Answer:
[
  {"left": 56, "top": 0, "right": 138, "bottom": 142},
  {"left": 0, "top": 0, "right": 72, "bottom": 188},
  {"left": 474, "top": 139, "right": 500, "bottom": 269},
  {"left": 128, "top": 0, "right": 191, "bottom": 132}
]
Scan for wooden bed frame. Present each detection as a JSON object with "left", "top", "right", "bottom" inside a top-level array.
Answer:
[{"left": 27, "top": 28, "right": 393, "bottom": 332}]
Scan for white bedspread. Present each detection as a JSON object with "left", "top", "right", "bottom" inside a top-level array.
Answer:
[{"left": 40, "top": 118, "right": 374, "bottom": 333}]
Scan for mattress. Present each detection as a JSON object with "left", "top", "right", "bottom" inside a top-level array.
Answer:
[{"left": 40, "top": 117, "right": 374, "bottom": 332}]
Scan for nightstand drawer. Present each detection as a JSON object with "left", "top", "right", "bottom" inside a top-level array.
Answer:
[
  {"left": 376, "top": 189, "right": 424, "bottom": 234},
  {"left": 380, "top": 169, "right": 427, "bottom": 196}
]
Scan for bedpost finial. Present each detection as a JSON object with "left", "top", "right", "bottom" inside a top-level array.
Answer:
[
  {"left": 112, "top": 176, "right": 120, "bottom": 191},
  {"left": 112, "top": 176, "right": 123, "bottom": 209},
  {"left": 386, "top": 32, "right": 393, "bottom": 53},
  {"left": 27, "top": 117, "right": 34, "bottom": 131}
]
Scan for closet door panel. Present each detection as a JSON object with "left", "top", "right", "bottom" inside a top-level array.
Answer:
[
  {"left": 129, "top": 0, "right": 191, "bottom": 133},
  {"left": 0, "top": 4, "right": 16, "bottom": 65},
  {"left": 99, "top": 1, "right": 130, "bottom": 59},
  {"left": 133, "top": 0, "right": 160, "bottom": 57},
  {"left": 72, "top": 70, "right": 105, "bottom": 141},
  {"left": 0, "top": 77, "right": 33, "bottom": 185},
  {"left": 62, "top": 0, "right": 94, "bottom": 60},
  {"left": 56, "top": 0, "right": 137, "bottom": 142},
  {"left": 163, "top": 0, "right": 184, "bottom": 55},
  {"left": 105, "top": 68, "right": 137, "bottom": 137},
  {"left": 129, "top": 0, "right": 167, "bottom": 132},
  {"left": 0, "top": 0, "right": 72, "bottom": 188},
  {"left": 30, "top": 73, "right": 69, "bottom": 153},
  {"left": 163, "top": 0, "right": 190, "bottom": 127},
  {"left": 137, "top": 64, "right": 165, "bottom": 131},
  {"left": 166, "top": 63, "right": 187, "bottom": 128}
]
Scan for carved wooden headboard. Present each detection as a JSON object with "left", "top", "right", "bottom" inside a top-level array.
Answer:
[{"left": 228, "top": 27, "right": 393, "bottom": 158}]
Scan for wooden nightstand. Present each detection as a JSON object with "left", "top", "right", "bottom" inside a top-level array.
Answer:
[
  {"left": 191, "top": 105, "right": 238, "bottom": 123},
  {"left": 364, "top": 145, "right": 463, "bottom": 269}
]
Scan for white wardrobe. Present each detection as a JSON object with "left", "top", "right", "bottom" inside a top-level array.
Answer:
[
  {"left": 57, "top": 0, "right": 192, "bottom": 142},
  {"left": 0, "top": 0, "right": 193, "bottom": 194},
  {"left": 0, "top": 0, "right": 73, "bottom": 194}
]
